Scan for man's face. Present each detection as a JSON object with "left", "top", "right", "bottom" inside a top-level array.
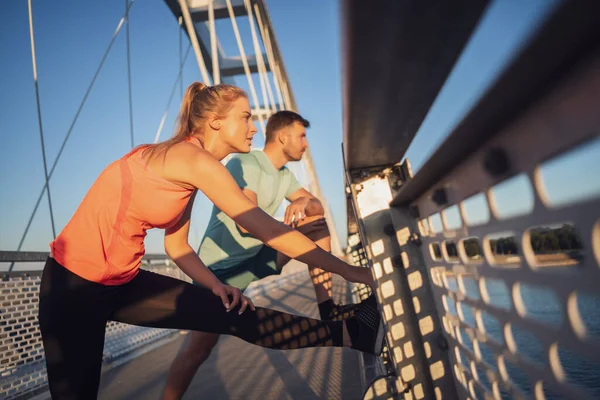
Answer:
[{"left": 282, "top": 122, "right": 308, "bottom": 162}]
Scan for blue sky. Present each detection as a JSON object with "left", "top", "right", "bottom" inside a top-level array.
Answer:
[{"left": 1, "top": 0, "right": 598, "bottom": 260}]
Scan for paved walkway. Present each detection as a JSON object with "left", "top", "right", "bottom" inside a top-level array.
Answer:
[{"left": 97, "top": 261, "right": 364, "bottom": 399}]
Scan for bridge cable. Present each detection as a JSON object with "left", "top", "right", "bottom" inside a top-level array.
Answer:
[
  {"left": 10, "top": 0, "right": 136, "bottom": 271},
  {"left": 179, "top": 16, "right": 184, "bottom": 98},
  {"left": 26, "top": 0, "right": 56, "bottom": 244},
  {"left": 153, "top": 44, "right": 193, "bottom": 143},
  {"left": 125, "top": 0, "right": 134, "bottom": 148}
]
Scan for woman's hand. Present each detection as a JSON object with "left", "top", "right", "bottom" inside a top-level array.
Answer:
[
  {"left": 344, "top": 266, "right": 375, "bottom": 289},
  {"left": 212, "top": 283, "right": 256, "bottom": 314}
]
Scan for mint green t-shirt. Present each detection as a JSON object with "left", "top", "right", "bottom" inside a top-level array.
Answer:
[{"left": 199, "top": 150, "right": 303, "bottom": 271}]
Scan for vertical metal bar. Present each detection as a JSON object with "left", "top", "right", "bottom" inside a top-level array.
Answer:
[
  {"left": 225, "top": 0, "right": 265, "bottom": 134},
  {"left": 208, "top": 0, "right": 220, "bottom": 85},
  {"left": 388, "top": 204, "right": 459, "bottom": 398},
  {"left": 244, "top": 0, "right": 269, "bottom": 114},
  {"left": 248, "top": 3, "right": 277, "bottom": 114},
  {"left": 279, "top": 72, "right": 292, "bottom": 112},
  {"left": 178, "top": 0, "right": 212, "bottom": 85},
  {"left": 125, "top": 0, "right": 134, "bottom": 148},
  {"left": 261, "top": 15, "right": 293, "bottom": 113},
  {"left": 347, "top": 172, "right": 441, "bottom": 399},
  {"left": 263, "top": 68, "right": 277, "bottom": 113},
  {"left": 253, "top": 4, "right": 285, "bottom": 110}
]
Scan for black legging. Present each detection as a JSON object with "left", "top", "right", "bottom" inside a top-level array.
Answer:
[{"left": 38, "top": 257, "right": 343, "bottom": 399}]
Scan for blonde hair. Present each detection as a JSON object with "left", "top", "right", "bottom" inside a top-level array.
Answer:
[{"left": 143, "top": 82, "right": 247, "bottom": 160}]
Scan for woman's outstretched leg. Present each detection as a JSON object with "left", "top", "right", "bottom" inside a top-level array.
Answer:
[{"left": 111, "top": 269, "right": 383, "bottom": 354}]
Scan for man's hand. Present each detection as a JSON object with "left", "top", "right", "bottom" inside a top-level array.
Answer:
[
  {"left": 212, "top": 283, "right": 256, "bottom": 314},
  {"left": 284, "top": 197, "right": 311, "bottom": 226}
]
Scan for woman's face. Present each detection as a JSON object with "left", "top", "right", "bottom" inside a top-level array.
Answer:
[{"left": 219, "top": 97, "right": 257, "bottom": 153}]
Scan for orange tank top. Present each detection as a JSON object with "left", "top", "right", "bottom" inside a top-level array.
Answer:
[{"left": 50, "top": 138, "right": 199, "bottom": 285}]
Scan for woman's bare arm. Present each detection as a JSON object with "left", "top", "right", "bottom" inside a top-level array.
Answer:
[
  {"left": 164, "top": 190, "right": 254, "bottom": 312},
  {"left": 164, "top": 190, "right": 221, "bottom": 289}
]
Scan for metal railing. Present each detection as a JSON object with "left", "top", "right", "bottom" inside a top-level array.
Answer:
[
  {"left": 404, "top": 53, "right": 600, "bottom": 399},
  {"left": 342, "top": 2, "right": 600, "bottom": 398}
]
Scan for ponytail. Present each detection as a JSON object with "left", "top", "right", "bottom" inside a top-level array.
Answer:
[
  {"left": 143, "top": 82, "right": 246, "bottom": 161},
  {"left": 176, "top": 82, "right": 207, "bottom": 138}
]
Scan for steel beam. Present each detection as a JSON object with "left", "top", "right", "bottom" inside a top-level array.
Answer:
[
  {"left": 390, "top": 0, "right": 600, "bottom": 207},
  {"left": 342, "top": 0, "right": 489, "bottom": 171}
]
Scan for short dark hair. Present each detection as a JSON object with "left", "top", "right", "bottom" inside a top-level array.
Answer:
[{"left": 265, "top": 111, "right": 310, "bottom": 143}]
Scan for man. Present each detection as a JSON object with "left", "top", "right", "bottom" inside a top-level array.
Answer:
[{"left": 162, "top": 111, "right": 359, "bottom": 400}]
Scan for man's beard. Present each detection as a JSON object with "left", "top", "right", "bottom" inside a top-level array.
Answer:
[{"left": 285, "top": 149, "right": 304, "bottom": 162}]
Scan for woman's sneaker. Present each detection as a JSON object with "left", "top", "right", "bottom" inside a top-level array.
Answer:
[{"left": 348, "top": 295, "right": 385, "bottom": 355}]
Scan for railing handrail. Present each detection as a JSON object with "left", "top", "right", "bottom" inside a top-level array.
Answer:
[
  {"left": 390, "top": 0, "right": 600, "bottom": 207},
  {"left": 0, "top": 250, "right": 170, "bottom": 263}
]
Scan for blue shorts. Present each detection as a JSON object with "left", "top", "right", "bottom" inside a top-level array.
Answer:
[{"left": 210, "top": 245, "right": 280, "bottom": 292}]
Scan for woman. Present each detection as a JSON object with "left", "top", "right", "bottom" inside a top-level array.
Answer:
[{"left": 39, "top": 82, "right": 383, "bottom": 399}]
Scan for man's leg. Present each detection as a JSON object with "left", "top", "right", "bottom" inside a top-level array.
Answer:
[
  {"left": 162, "top": 331, "right": 220, "bottom": 400},
  {"left": 298, "top": 216, "right": 333, "bottom": 302},
  {"left": 277, "top": 215, "right": 346, "bottom": 320},
  {"left": 162, "top": 259, "right": 261, "bottom": 400}
]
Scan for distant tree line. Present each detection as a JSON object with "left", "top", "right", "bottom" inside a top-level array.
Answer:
[
  {"left": 489, "top": 237, "right": 519, "bottom": 255},
  {"left": 432, "top": 224, "right": 582, "bottom": 263},
  {"left": 469, "top": 224, "right": 582, "bottom": 258},
  {"left": 529, "top": 224, "right": 583, "bottom": 254}
]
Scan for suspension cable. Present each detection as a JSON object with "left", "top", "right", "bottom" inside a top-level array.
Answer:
[
  {"left": 179, "top": 16, "right": 183, "bottom": 98},
  {"left": 27, "top": 0, "right": 56, "bottom": 242},
  {"left": 11, "top": 0, "right": 136, "bottom": 271},
  {"left": 125, "top": 0, "right": 134, "bottom": 148},
  {"left": 154, "top": 44, "right": 193, "bottom": 143}
]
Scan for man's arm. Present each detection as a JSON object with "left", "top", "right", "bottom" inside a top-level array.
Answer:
[{"left": 284, "top": 188, "right": 325, "bottom": 225}]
